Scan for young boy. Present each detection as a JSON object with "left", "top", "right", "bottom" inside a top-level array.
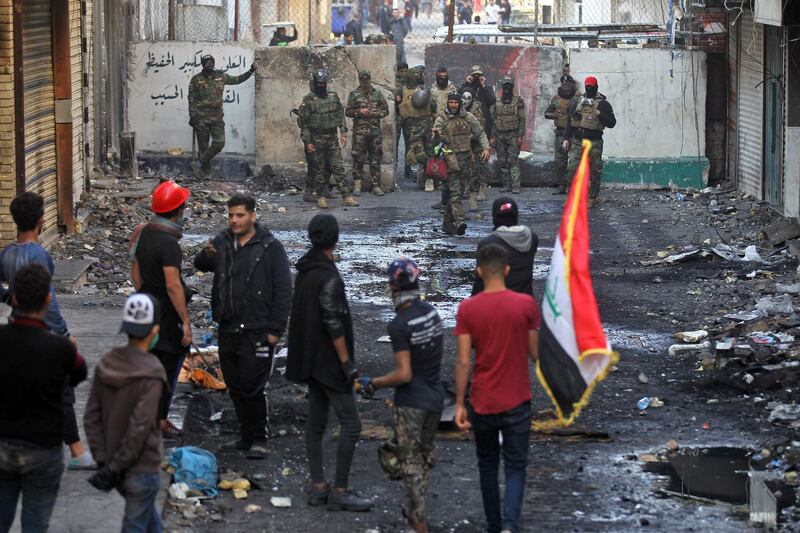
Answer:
[
  {"left": 454, "top": 244, "right": 540, "bottom": 533},
  {"left": 358, "top": 258, "right": 444, "bottom": 533},
  {"left": 84, "top": 293, "right": 168, "bottom": 532}
]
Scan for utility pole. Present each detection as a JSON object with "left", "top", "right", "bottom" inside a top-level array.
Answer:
[
  {"left": 234, "top": 0, "right": 240, "bottom": 41},
  {"left": 168, "top": 0, "right": 176, "bottom": 40},
  {"left": 447, "top": 0, "right": 455, "bottom": 42}
]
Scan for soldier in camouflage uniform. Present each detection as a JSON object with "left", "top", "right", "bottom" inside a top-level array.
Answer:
[
  {"left": 460, "top": 86, "right": 489, "bottom": 211},
  {"left": 396, "top": 66, "right": 436, "bottom": 189},
  {"left": 544, "top": 78, "right": 580, "bottom": 193},
  {"left": 490, "top": 76, "right": 526, "bottom": 194},
  {"left": 345, "top": 70, "right": 389, "bottom": 197},
  {"left": 355, "top": 258, "right": 444, "bottom": 533},
  {"left": 188, "top": 54, "right": 256, "bottom": 176},
  {"left": 433, "top": 93, "right": 490, "bottom": 235},
  {"left": 299, "top": 69, "right": 359, "bottom": 209},
  {"left": 564, "top": 76, "right": 616, "bottom": 206}
]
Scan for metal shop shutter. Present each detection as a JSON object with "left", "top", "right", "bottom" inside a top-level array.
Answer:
[
  {"left": 21, "top": 0, "right": 58, "bottom": 231},
  {"left": 736, "top": 12, "right": 764, "bottom": 199}
]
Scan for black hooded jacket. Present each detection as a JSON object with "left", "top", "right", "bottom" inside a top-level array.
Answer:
[
  {"left": 472, "top": 225, "right": 538, "bottom": 296},
  {"left": 286, "top": 248, "right": 355, "bottom": 392},
  {"left": 194, "top": 223, "right": 292, "bottom": 336}
]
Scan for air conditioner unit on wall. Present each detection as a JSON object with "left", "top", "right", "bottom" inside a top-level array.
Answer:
[{"left": 754, "top": 0, "right": 782, "bottom": 26}]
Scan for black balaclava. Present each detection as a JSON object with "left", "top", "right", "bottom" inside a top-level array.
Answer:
[
  {"left": 557, "top": 81, "right": 575, "bottom": 99},
  {"left": 446, "top": 92, "right": 462, "bottom": 115},
  {"left": 436, "top": 67, "right": 449, "bottom": 89},
  {"left": 201, "top": 55, "right": 215, "bottom": 74},
  {"left": 501, "top": 82, "right": 514, "bottom": 103},
  {"left": 584, "top": 85, "right": 598, "bottom": 98}
]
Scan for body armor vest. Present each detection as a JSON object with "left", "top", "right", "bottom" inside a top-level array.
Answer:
[
  {"left": 494, "top": 97, "right": 521, "bottom": 132},
  {"left": 575, "top": 95, "right": 605, "bottom": 132},
  {"left": 468, "top": 104, "right": 484, "bottom": 128},
  {"left": 444, "top": 114, "right": 472, "bottom": 152},
  {"left": 399, "top": 87, "right": 430, "bottom": 119},
  {"left": 305, "top": 94, "right": 342, "bottom": 131},
  {"left": 554, "top": 97, "right": 570, "bottom": 130}
]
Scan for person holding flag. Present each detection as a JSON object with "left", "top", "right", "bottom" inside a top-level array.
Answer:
[{"left": 536, "top": 139, "right": 618, "bottom": 428}]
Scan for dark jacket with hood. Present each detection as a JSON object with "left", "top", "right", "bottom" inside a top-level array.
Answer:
[
  {"left": 472, "top": 225, "right": 538, "bottom": 296},
  {"left": 286, "top": 248, "right": 354, "bottom": 392},
  {"left": 84, "top": 346, "right": 167, "bottom": 474},
  {"left": 194, "top": 223, "right": 292, "bottom": 337}
]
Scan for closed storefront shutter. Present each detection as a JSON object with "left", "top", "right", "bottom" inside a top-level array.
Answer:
[
  {"left": 736, "top": 12, "right": 764, "bottom": 199},
  {"left": 21, "top": 0, "right": 58, "bottom": 232}
]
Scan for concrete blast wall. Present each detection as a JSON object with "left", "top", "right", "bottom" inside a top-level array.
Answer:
[
  {"left": 425, "top": 43, "right": 565, "bottom": 156},
  {"left": 128, "top": 42, "right": 256, "bottom": 155},
  {"left": 255, "top": 45, "right": 397, "bottom": 188}
]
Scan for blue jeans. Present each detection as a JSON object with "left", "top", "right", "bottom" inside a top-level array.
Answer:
[
  {"left": 117, "top": 473, "right": 162, "bottom": 533},
  {"left": 0, "top": 440, "right": 63, "bottom": 533},
  {"left": 469, "top": 401, "right": 531, "bottom": 533}
]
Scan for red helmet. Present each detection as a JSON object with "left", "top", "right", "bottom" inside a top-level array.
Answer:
[
  {"left": 151, "top": 180, "right": 190, "bottom": 214},
  {"left": 584, "top": 75, "right": 598, "bottom": 87}
]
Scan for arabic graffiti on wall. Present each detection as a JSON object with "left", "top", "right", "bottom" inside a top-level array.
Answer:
[{"left": 129, "top": 42, "right": 256, "bottom": 155}]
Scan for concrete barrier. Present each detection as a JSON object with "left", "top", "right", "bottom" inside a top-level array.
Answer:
[{"left": 254, "top": 45, "right": 398, "bottom": 191}]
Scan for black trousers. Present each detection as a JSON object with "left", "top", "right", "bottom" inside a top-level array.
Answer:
[
  {"left": 218, "top": 331, "right": 273, "bottom": 442},
  {"left": 152, "top": 348, "right": 187, "bottom": 421}
]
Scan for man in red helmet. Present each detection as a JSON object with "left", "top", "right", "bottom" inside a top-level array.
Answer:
[
  {"left": 129, "top": 180, "right": 193, "bottom": 439},
  {"left": 563, "top": 75, "right": 616, "bottom": 206}
]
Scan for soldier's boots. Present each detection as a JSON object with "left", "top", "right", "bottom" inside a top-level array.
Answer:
[
  {"left": 500, "top": 184, "right": 512, "bottom": 193},
  {"left": 327, "top": 489, "right": 373, "bottom": 512},
  {"left": 372, "top": 186, "right": 385, "bottom": 197},
  {"left": 553, "top": 184, "right": 567, "bottom": 195},
  {"left": 317, "top": 197, "right": 329, "bottom": 209},
  {"left": 512, "top": 186, "right": 520, "bottom": 194},
  {"left": 456, "top": 222, "right": 467, "bottom": 236},
  {"left": 353, "top": 180, "right": 362, "bottom": 197},
  {"left": 477, "top": 185, "right": 487, "bottom": 201},
  {"left": 303, "top": 191, "right": 317, "bottom": 203},
  {"left": 342, "top": 196, "right": 359, "bottom": 207},
  {"left": 424, "top": 178, "right": 434, "bottom": 193},
  {"left": 201, "top": 159, "right": 211, "bottom": 177},
  {"left": 469, "top": 192, "right": 478, "bottom": 212},
  {"left": 442, "top": 221, "right": 467, "bottom": 236}
]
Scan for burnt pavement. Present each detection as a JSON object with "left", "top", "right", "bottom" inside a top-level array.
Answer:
[{"left": 47, "top": 176, "right": 800, "bottom": 532}]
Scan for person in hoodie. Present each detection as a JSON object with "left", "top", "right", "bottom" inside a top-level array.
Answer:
[
  {"left": 84, "top": 293, "right": 167, "bottom": 532},
  {"left": 472, "top": 197, "right": 538, "bottom": 296},
  {"left": 286, "top": 214, "right": 373, "bottom": 512},
  {"left": 194, "top": 194, "right": 292, "bottom": 460}
]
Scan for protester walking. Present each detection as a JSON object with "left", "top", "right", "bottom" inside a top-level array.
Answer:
[
  {"left": 194, "top": 194, "right": 292, "bottom": 459},
  {"left": 472, "top": 197, "right": 538, "bottom": 295},
  {"left": 356, "top": 259, "right": 444, "bottom": 533},
  {"left": 130, "top": 180, "right": 193, "bottom": 439},
  {"left": 454, "top": 244, "right": 540, "bottom": 533},
  {"left": 286, "top": 214, "right": 372, "bottom": 512},
  {"left": 84, "top": 293, "right": 167, "bottom": 533},
  {"left": 0, "top": 264, "right": 88, "bottom": 532},
  {"left": 0, "top": 191, "right": 95, "bottom": 471}
]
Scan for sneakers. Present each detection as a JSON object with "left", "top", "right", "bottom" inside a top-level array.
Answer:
[
  {"left": 308, "top": 483, "right": 330, "bottom": 507},
  {"left": 67, "top": 450, "right": 97, "bottom": 471},
  {"left": 455, "top": 222, "right": 467, "bottom": 236},
  {"left": 246, "top": 441, "right": 268, "bottom": 460},
  {"left": 327, "top": 489, "right": 373, "bottom": 512},
  {"left": 317, "top": 197, "right": 329, "bottom": 209},
  {"left": 342, "top": 196, "right": 359, "bottom": 207},
  {"left": 476, "top": 185, "right": 487, "bottom": 201},
  {"left": 424, "top": 178, "right": 434, "bottom": 192},
  {"left": 220, "top": 438, "right": 252, "bottom": 452},
  {"left": 372, "top": 187, "right": 385, "bottom": 197}
]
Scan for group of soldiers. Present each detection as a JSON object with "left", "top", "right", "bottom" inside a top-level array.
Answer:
[{"left": 187, "top": 55, "right": 616, "bottom": 233}]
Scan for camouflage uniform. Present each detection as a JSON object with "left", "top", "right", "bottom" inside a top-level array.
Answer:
[
  {"left": 429, "top": 81, "right": 458, "bottom": 118},
  {"left": 433, "top": 107, "right": 489, "bottom": 234},
  {"left": 188, "top": 69, "right": 254, "bottom": 171},
  {"left": 464, "top": 100, "right": 489, "bottom": 197},
  {"left": 490, "top": 94, "right": 526, "bottom": 192},
  {"left": 394, "top": 406, "right": 440, "bottom": 527},
  {"left": 345, "top": 74, "right": 389, "bottom": 194},
  {"left": 397, "top": 69, "right": 436, "bottom": 181},
  {"left": 299, "top": 91, "right": 351, "bottom": 198},
  {"left": 544, "top": 93, "right": 572, "bottom": 183},
  {"left": 565, "top": 93, "right": 612, "bottom": 199}
]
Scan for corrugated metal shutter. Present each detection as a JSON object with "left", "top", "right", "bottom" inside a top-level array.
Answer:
[
  {"left": 70, "top": 0, "right": 85, "bottom": 203},
  {"left": 21, "top": 0, "right": 58, "bottom": 231},
  {"left": 737, "top": 12, "right": 764, "bottom": 199}
]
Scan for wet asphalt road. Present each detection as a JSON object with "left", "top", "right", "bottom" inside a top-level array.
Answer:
[{"left": 60, "top": 184, "right": 790, "bottom": 532}]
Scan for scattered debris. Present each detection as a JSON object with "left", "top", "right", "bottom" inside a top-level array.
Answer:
[
  {"left": 668, "top": 341, "right": 711, "bottom": 356},
  {"left": 270, "top": 496, "right": 292, "bottom": 508},
  {"left": 673, "top": 330, "right": 708, "bottom": 343},
  {"left": 245, "top": 504, "right": 262, "bottom": 513}
]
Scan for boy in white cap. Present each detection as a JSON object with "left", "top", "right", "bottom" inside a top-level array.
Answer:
[{"left": 84, "top": 293, "right": 168, "bottom": 532}]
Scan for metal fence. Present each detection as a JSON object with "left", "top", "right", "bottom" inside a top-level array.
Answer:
[{"left": 131, "top": 0, "right": 670, "bottom": 58}]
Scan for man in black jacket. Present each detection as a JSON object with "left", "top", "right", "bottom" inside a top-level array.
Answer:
[
  {"left": 194, "top": 194, "right": 292, "bottom": 460},
  {"left": 472, "top": 197, "right": 538, "bottom": 296},
  {"left": 462, "top": 65, "right": 496, "bottom": 137},
  {"left": 0, "top": 264, "right": 87, "bottom": 532},
  {"left": 286, "top": 214, "right": 372, "bottom": 512}
]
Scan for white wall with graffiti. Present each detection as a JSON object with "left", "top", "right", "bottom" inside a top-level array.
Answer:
[{"left": 128, "top": 42, "right": 256, "bottom": 155}]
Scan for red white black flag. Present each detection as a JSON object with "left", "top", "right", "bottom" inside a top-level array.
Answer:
[{"left": 536, "top": 140, "right": 618, "bottom": 428}]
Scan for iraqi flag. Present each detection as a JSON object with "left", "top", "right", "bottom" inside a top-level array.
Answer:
[{"left": 536, "top": 139, "right": 618, "bottom": 428}]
